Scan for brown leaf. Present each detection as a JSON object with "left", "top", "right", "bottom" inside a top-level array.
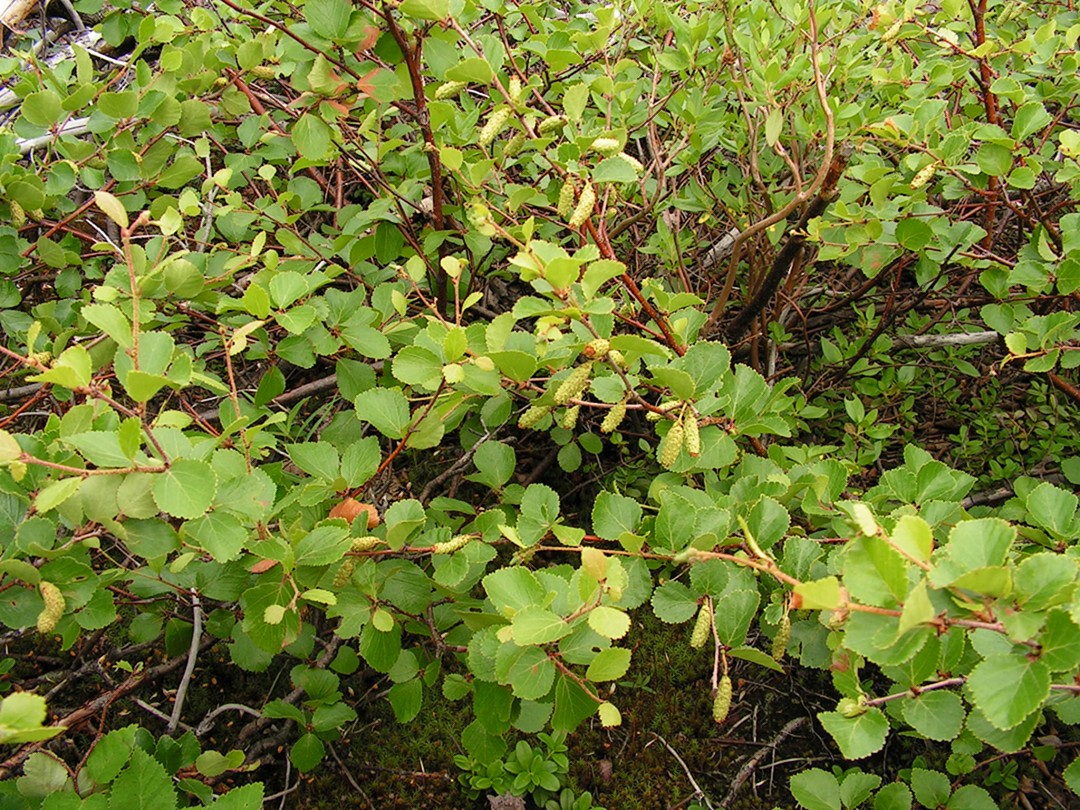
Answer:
[{"left": 329, "top": 498, "right": 381, "bottom": 529}]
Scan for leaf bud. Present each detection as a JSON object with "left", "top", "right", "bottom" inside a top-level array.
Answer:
[
  {"left": 659, "top": 420, "right": 685, "bottom": 469},
  {"left": 557, "top": 178, "right": 576, "bottom": 218},
  {"left": 434, "top": 80, "right": 468, "bottom": 100},
  {"left": 478, "top": 107, "right": 512, "bottom": 147},
  {"left": 713, "top": 675, "right": 733, "bottom": 723},
  {"left": 837, "top": 696, "right": 868, "bottom": 718},
  {"left": 518, "top": 404, "right": 551, "bottom": 429},
  {"left": 36, "top": 581, "right": 64, "bottom": 635},
  {"left": 600, "top": 400, "right": 627, "bottom": 434},
  {"left": 690, "top": 601, "right": 712, "bottom": 649},
  {"left": 554, "top": 362, "right": 593, "bottom": 405},
  {"left": 568, "top": 181, "right": 596, "bottom": 228}
]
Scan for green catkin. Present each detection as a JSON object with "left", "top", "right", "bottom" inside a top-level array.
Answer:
[
  {"left": 554, "top": 362, "right": 592, "bottom": 405},
  {"left": 683, "top": 411, "right": 701, "bottom": 457},
  {"left": 646, "top": 401, "right": 682, "bottom": 422},
  {"left": 351, "top": 536, "right": 382, "bottom": 552},
  {"left": 434, "top": 80, "right": 468, "bottom": 100},
  {"left": 590, "top": 137, "right": 621, "bottom": 156},
  {"left": 568, "top": 181, "right": 595, "bottom": 228},
  {"left": 10, "top": 201, "right": 25, "bottom": 227},
  {"left": 504, "top": 131, "right": 526, "bottom": 156},
  {"left": 713, "top": 675, "right": 733, "bottom": 723},
  {"left": 478, "top": 108, "right": 512, "bottom": 147},
  {"left": 557, "top": 179, "right": 576, "bottom": 218},
  {"left": 561, "top": 404, "right": 581, "bottom": 430},
  {"left": 250, "top": 65, "right": 276, "bottom": 79},
  {"left": 659, "top": 420, "right": 685, "bottom": 469},
  {"left": 518, "top": 404, "right": 551, "bottom": 429},
  {"left": 690, "top": 602, "right": 711, "bottom": 649},
  {"left": 600, "top": 400, "right": 627, "bottom": 433},
  {"left": 911, "top": 163, "right": 936, "bottom": 189},
  {"left": 538, "top": 115, "right": 567, "bottom": 134},
  {"left": 584, "top": 338, "right": 609, "bottom": 358},
  {"left": 508, "top": 76, "right": 522, "bottom": 102},
  {"left": 618, "top": 151, "right": 645, "bottom": 172},
  {"left": 36, "top": 581, "right": 64, "bottom": 634},
  {"left": 772, "top": 612, "right": 791, "bottom": 661},
  {"left": 432, "top": 534, "right": 472, "bottom": 554},
  {"left": 332, "top": 558, "right": 358, "bottom": 588}
]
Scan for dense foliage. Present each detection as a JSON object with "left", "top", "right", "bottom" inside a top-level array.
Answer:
[{"left": 0, "top": 0, "right": 1079, "bottom": 806}]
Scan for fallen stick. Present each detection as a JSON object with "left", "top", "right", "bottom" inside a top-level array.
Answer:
[{"left": 720, "top": 715, "right": 807, "bottom": 808}]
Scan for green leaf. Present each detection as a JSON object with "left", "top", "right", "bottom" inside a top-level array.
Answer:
[
  {"left": 30, "top": 345, "right": 92, "bottom": 390},
  {"left": 289, "top": 733, "right": 325, "bottom": 772},
  {"left": 354, "top": 388, "right": 411, "bottom": 438},
  {"left": 727, "top": 645, "right": 784, "bottom": 673},
  {"left": 896, "top": 219, "right": 932, "bottom": 251},
  {"left": 511, "top": 606, "right": 571, "bottom": 645},
  {"left": 502, "top": 646, "right": 555, "bottom": 700},
  {"left": 398, "top": 0, "right": 448, "bottom": 20},
  {"left": 794, "top": 576, "right": 842, "bottom": 610},
  {"left": 843, "top": 536, "right": 908, "bottom": 607},
  {"left": 292, "top": 114, "right": 332, "bottom": 161},
  {"left": 818, "top": 708, "right": 888, "bottom": 759},
  {"left": 152, "top": 460, "right": 217, "bottom": 520},
  {"left": 840, "top": 771, "right": 881, "bottom": 808},
  {"left": 182, "top": 511, "right": 248, "bottom": 562},
  {"left": 1025, "top": 482, "right": 1079, "bottom": 537},
  {"left": 35, "top": 477, "right": 82, "bottom": 513},
  {"left": 211, "top": 783, "right": 264, "bottom": 809},
  {"left": 592, "top": 157, "right": 638, "bottom": 184},
  {"left": 587, "top": 606, "right": 630, "bottom": 639},
  {"left": 468, "top": 441, "right": 515, "bottom": 489},
  {"left": 1011, "top": 101, "right": 1052, "bottom": 142},
  {"left": 109, "top": 748, "right": 178, "bottom": 810},
  {"left": 484, "top": 567, "right": 546, "bottom": 618},
  {"left": 387, "top": 679, "right": 424, "bottom": 722},
  {"left": 22, "top": 90, "right": 62, "bottom": 127},
  {"left": 585, "top": 647, "right": 631, "bottom": 682},
  {"left": 551, "top": 673, "right": 597, "bottom": 732},
  {"left": 872, "top": 783, "right": 912, "bottom": 810},
  {"left": 890, "top": 515, "right": 933, "bottom": 562},
  {"left": 294, "top": 525, "right": 350, "bottom": 567},
  {"left": 305, "top": 0, "right": 352, "bottom": 39},
  {"left": 965, "top": 653, "right": 1049, "bottom": 730},
  {"left": 911, "top": 769, "right": 950, "bottom": 808},
  {"left": 900, "top": 689, "right": 964, "bottom": 741},
  {"left": 445, "top": 57, "right": 493, "bottom": 83},
  {"left": 1064, "top": 755, "right": 1080, "bottom": 796},
  {"left": 592, "top": 492, "right": 641, "bottom": 542},
  {"left": 789, "top": 768, "right": 840, "bottom": 810},
  {"left": 711, "top": 589, "right": 758, "bottom": 647},
  {"left": 286, "top": 442, "right": 339, "bottom": 481},
  {"left": 82, "top": 303, "right": 133, "bottom": 349},
  {"left": 393, "top": 346, "right": 443, "bottom": 390},
  {"left": 650, "top": 580, "right": 698, "bottom": 623},
  {"left": 946, "top": 785, "right": 997, "bottom": 810}
]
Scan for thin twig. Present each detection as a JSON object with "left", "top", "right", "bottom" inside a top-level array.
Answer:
[
  {"left": 720, "top": 716, "right": 807, "bottom": 808},
  {"left": 650, "top": 733, "right": 715, "bottom": 810},
  {"left": 168, "top": 590, "right": 202, "bottom": 734}
]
